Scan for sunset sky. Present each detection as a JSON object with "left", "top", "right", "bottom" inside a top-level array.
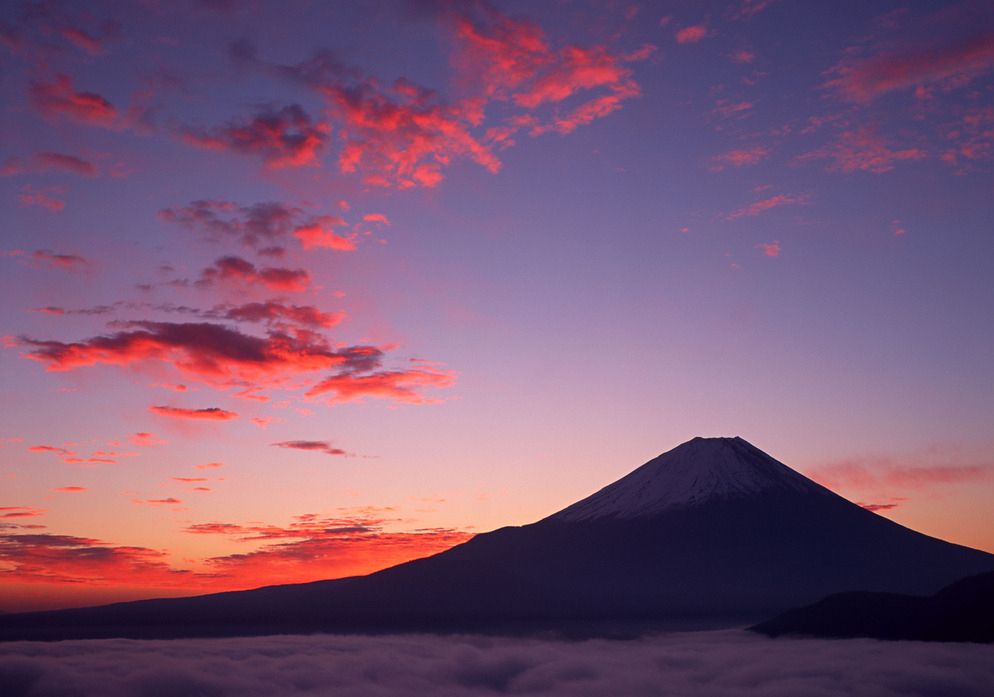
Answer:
[{"left": 2, "top": 0, "right": 993, "bottom": 612}]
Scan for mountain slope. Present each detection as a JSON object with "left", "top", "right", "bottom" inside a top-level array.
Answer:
[
  {"left": 1, "top": 436, "right": 992, "bottom": 641},
  {"left": 752, "top": 570, "right": 994, "bottom": 642}
]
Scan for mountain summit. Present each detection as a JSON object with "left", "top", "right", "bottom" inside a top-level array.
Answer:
[
  {"left": 553, "top": 436, "right": 825, "bottom": 521},
  {"left": 2, "top": 436, "right": 993, "bottom": 641}
]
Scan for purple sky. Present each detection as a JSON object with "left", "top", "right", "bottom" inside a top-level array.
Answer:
[{"left": 1, "top": 0, "right": 993, "bottom": 610}]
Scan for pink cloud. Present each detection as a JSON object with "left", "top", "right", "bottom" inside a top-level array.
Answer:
[
  {"left": 675, "top": 25, "right": 709, "bottom": 45},
  {"left": 801, "top": 127, "right": 926, "bottom": 173},
  {"left": 195, "top": 462, "right": 225, "bottom": 470},
  {"left": 31, "top": 249, "right": 87, "bottom": 270},
  {"left": 30, "top": 74, "right": 117, "bottom": 126},
  {"left": 726, "top": 192, "right": 810, "bottom": 220},
  {"left": 272, "top": 440, "right": 348, "bottom": 456},
  {"left": 709, "top": 145, "right": 769, "bottom": 170},
  {"left": 0, "top": 506, "right": 45, "bottom": 519},
  {"left": 810, "top": 455, "right": 990, "bottom": 497},
  {"left": 756, "top": 240, "right": 781, "bottom": 257},
  {"left": 306, "top": 365, "right": 456, "bottom": 404},
  {"left": 35, "top": 152, "right": 98, "bottom": 177},
  {"left": 130, "top": 432, "right": 166, "bottom": 447},
  {"left": 149, "top": 405, "right": 238, "bottom": 421},
  {"left": 828, "top": 31, "right": 994, "bottom": 102},
  {"left": 53, "top": 486, "right": 87, "bottom": 493},
  {"left": 362, "top": 213, "right": 390, "bottom": 225},
  {"left": 731, "top": 49, "right": 756, "bottom": 64},
  {"left": 18, "top": 186, "right": 65, "bottom": 212}
]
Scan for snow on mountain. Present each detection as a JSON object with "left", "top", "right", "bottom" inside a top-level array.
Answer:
[{"left": 552, "top": 436, "right": 829, "bottom": 522}]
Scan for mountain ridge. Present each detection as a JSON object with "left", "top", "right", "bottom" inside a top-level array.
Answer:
[{"left": 1, "top": 436, "right": 992, "bottom": 641}]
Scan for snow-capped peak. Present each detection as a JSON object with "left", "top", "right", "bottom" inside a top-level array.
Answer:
[{"left": 550, "top": 436, "right": 826, "bottom": 522}]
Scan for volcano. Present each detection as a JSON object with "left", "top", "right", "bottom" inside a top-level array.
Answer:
[{"left": 2, "top": 436, "right": 992, "bottom": 640}]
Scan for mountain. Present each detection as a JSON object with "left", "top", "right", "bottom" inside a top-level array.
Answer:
[
  {"left": 2, "top": 436, "right": 992, "bottom": 641},
  {"left": 752, "top": 570, "right": 994, "bottom": 643}
]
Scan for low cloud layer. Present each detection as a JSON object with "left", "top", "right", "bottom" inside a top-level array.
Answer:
[{"left": 1, "top": 630, "right": 991, "bottom": 697}]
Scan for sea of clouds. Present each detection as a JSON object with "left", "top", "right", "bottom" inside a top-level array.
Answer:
[{"left": 2, "top": 629, "right": 992, "bottom": 697}]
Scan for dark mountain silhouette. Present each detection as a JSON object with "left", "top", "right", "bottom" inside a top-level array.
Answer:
[
  {"left": 1, "top": 436, "right": 992, "bottom": 641},
  {"left": 752, "top": 570, "right": 994, "bottom": 642}
]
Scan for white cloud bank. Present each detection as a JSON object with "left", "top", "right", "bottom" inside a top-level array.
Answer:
[{"left": 1, "top": 629, "right": 992, "bottom": 697}]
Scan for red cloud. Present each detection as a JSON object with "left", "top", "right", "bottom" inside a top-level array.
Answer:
[
  {"left": 197, "top": 256, "right": 311, "bottom": 292},
  {"left": 757, "top": 240, "right": 781, "bottom": 257},
  {"left": 172, "top": 477, "right": 209, "bottom": 483},
  {"left": 306, "top": 366, "right": 456, "bottom": 404},
  {"left": 293, "top": 216, "right": 356, "bottom": 251},
  {"left": 35, "top": 152, "right": 98, "bottom": 176},
  {"left": 32, "top": 249, "right": 87, "bottom": 269},
  {"left": 184, "top": 513, "right": 471, "bottom": 587},
  {"left": 181, "top": 104, "right": 330, "bottom": 168},
  {"left": 54, "top": 486, "right": 87, "bottom": 493},
  {"left": 0, "top": 531, "right": 200, "bottom": 588},
  {"left": 19, "top": 321, "right": 383, "bottom": 389},
  {"left": 675, "top": 25, "right": 709, "bottom": 44},
  {"left": 195, "top": 461, "right": 224, "bottom": 470},
  {"left": 272, "top": 440, "right": 348, "bottom": 456},
  {"left": 726, "top": 193, "right": 810, "bottom": 220},
  {"left": 731, "top": 49, "right": 756, "bottom": 64},
  {"left": 829, "top": 31, "right": 994, "bottom": 102},
  {"left": 321, "top": 77, "right": 500, "bottom": 189},
  {"left": 30, "top": 74, "right": 116, "bottom": 126},
  {"left": 800, "top": 127, "right": 925, "bottom": 173},
  {"left": 150, "top": 405, "right": 238, "bottom": 421},
  {"left": 710, "top": 146, "right": 769, "bottom": 170}
]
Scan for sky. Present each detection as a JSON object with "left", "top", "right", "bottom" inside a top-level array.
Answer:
[{"left": 1, "top": 0, "right": 993, "bottom": 612}]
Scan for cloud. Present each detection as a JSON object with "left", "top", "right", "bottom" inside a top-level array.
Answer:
[
  {"left": 184, "top": 513, "right": 470, "bottom": 585},
  {"left": 30, "top": 74, "right": 117, "bottom": 126},
  {"left": 809, "top": 456, "right": 990, "bottom": 493},
  {"left": 130, "top": 432, "right": 165, "bottom": 447},
  {"left": 756, "top": 241, "right": 781, "bottom": 257},
  {"left": 800, "top": 127, "right": 926, "bottom": 173},
  {"left": 159, "top": 200, "right": 299, "bottom": 249},
  {"left": 18, "top": 186, "right": 65, "bottom": 211},
  {"left": 34, "top": 152, "right": 98, "bottom": 176},
  {"left": 28, "top": 445, "right": 74, "bottom": 457},
  {"left": 53, "top": 486, "right": 87, "bottom": 493},
  {"left": 31, "top": 249, "right": 87, "bottom": 270},
  {"left": 293, "top": 216, "right": 356, "bottom": 251},
  {"left": 362, "top": 213, "right": 390, "bottom": 225},
  {"left": 18, "top": 322, "right": 448, "bottom": 404},
  {"left": 0, "top": 507, "right": 44, "bottom": 519},
  {"left": 136, "top": 498, "right": 183, "bottom": 506},
  {"left": 730, "top": 0, "right": 779, "bottom": 20},
  {"left": 726, "top": 193, "right": 810, "bottom": 220},
  {"left": 180, "top": 104, "right": 330, "bottom": 169},
  {"left": 149, "top": 406, "right": 238, "bottom": 421},
  {"left": 0, "top": 630, "right": 991, "bottom": 697},
  {"left": 272, "top": 440, "right": 347, "bottom": 456},
  {"left": 828, "top": 31, "right": 994, "bottom": 102},
  {"left": 195, "top": 462, "right": 224, "bottom": 470},
  {"left": 0, "top": 532, "right": 191, "bottom": 587},
  {"left": 306, "top": 365, "right": 456, "bottom": 404},
  {"left": 858, "top": 501, "right": 901, "bottom": 512},
  {"left": 709, "top": 146, "right": 769, "bottom": 170},
  {"left": 172, "top": 477, "right": 209, "bottom": 483},
  {"left": 196, "top": 256, "right": 311, "bottom": 292},
  {"left": 219, "top": 301, "right": 345, "bottom": 329},
  {"left": 675, "top": 25, "right": 709, "bottom": 44}
]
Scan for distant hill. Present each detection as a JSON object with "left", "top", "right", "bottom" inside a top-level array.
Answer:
[
  {"left": 752, "top": 570, "right": 994, "bottom": 642},
  {"left": 2, "top": 436, "right": 992, "bottom": 641}
]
